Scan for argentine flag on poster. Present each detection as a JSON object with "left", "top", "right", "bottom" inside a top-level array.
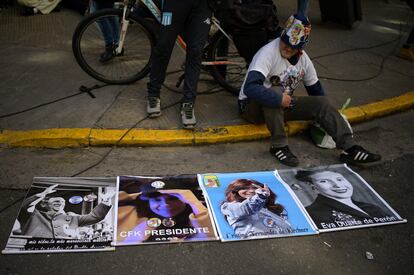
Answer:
[{"left": 162, "top": 12, "right": 172, "bottom": 26}]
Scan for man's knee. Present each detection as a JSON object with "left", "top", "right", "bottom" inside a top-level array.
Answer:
[
  {"left": 263, "top": 105, "right": 284, "bottom": 118},
  {"left": 241, "top": 113, "right": 264, "bottom": 124},
  {"left": 312, "top": 96, "right": 335, "bottom": 114}
]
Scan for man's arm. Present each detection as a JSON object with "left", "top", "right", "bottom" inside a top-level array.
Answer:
[
  {"left": 305, "top": 80, "right": 325, "bottom": 96},
  {"left": 77, "top": 189, "right": 115, "bottom": 226},
  {"left": 244, "top": 71, "right": 285, "bottom": 108},
  {"left": 77, "top": 203, "right": 112, "bottom": 227}
]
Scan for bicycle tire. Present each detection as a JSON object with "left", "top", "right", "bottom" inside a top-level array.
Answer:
[
  {"left": 72, "top": 9, "right": 155, "bottom": 84},
  {"left": 207, "top": 31, "right": 248, "bottom": 95}
]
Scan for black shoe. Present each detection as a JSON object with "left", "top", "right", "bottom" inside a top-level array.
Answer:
[
  {"left": 270, "top": 146, "right": 299, "bottom": 167},
  {"left": 99, "top": 45, "right": 115, "bottom": 63},
  {"left": 20, "top": 7, "right": 36, "bottom": 16},
  {"left": 99, "top": 45, "right": 124, "bottom": 63},
  {"left": 340, "top": 145, "right": 381, "bottom": 164}
]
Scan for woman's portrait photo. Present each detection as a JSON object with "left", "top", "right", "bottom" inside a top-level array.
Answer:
[
  {"left": 200, "top": 171, "right": 317, "bottom": 241},
  {"left": 221, "top": 179, "right": 292, "bottom": 239},
  {"left": 276, "top": 164, "right": 405, "bottom": 231},
  {"left": 116, "top": 175, "right": 218, "bottom": 245}
]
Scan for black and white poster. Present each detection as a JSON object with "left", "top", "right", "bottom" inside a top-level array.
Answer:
[
  {"left": 276, "top": 164, "right": 406, "bottom": 232},
  {"left": 2, "top": 177, "right": 118, "bottom": 254}
]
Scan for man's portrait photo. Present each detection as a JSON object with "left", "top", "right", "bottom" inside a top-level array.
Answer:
[{"left": 3, "top": 177, "right": 118, "bottom": 254}]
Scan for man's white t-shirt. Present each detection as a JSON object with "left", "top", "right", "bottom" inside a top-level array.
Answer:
[{"left": 239, "top": 38, "right": 319, "bottom": 100}]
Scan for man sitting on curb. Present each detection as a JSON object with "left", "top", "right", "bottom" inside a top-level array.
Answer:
[{"left": 238, "top": 14, "right": 381, "bottom": 167}]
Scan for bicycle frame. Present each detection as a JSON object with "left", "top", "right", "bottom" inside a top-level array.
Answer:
[{"left": 116, "top": 0, "right": 244, "bottom": 66}]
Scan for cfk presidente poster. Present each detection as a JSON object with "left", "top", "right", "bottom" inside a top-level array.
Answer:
[
  {"left": 199, "top": 171, "right": 317, "bottom": 241},
  {"left": 276, "top": 164, "right": 407, "bottom": 232},
  {"left": 2, "top": 177, "right": 118, "bottom": 254},
  {"left": 116, "top": 175, "right": 218, "bottom": 245}
]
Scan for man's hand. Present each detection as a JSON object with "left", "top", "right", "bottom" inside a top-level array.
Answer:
[
  {"left": 101, "top": 188, "right": 116, "bottom": 205},
  {"left": 37, "top": 184, "right": 58, "bottom": 198},
  {"left": 281, "top": 92, "right": 292, "bottom": 108}
]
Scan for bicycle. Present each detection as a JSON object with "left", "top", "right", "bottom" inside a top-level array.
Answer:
[{"left": 72, "top": 0, "right": 248, "bottom": 95}]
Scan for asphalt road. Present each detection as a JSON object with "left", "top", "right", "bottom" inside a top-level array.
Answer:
[{"left": 1, "top": 110, "right": 413, "bottom": 275}]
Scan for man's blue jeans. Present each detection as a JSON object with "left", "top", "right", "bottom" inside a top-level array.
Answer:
[{"left": 90, "top": 1, "right": 120, "bottom": 47}]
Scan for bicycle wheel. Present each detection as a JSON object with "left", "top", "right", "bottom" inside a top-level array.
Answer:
[
  {"left": 207, "top": 31, "right": 248, "bottom": 95},
  {"left": 72, "top": 9, "right": 155, "bottom": 84}
]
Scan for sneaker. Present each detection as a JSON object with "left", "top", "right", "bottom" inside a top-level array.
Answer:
[
  {"left": 99, "top": 45, "right": 115, "bottom": 63},
  {"left": 398, "top": 47, "right": 414, "bottom": 63},
  {"left": 147, "top": 96, "right": 161, "bottom": 117},
  {"left": 20, "top": 7, "right": 36, "bottom": 16},
  {"left": 269, "top": 145, "right": 299, "bottom": 167},
  {"left": 340, "top": 145, "right": 381, "bottom": 164},
  {"left": 181, "top": 102, "right": 196, "bottom": 129},
  {"left": 99, "top": 45, "right": 124, "bottom": 63}
]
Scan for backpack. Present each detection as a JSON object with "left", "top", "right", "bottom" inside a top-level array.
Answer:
[
  {"left": 217, "top": 0, "right": 280, "bottom": 63},
  {"left": 223, "top": 0, "right": 279, "bottom": 35}
]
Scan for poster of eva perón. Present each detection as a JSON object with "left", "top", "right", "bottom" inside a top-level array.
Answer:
[{"left": 275, "top": 164, "right": 407, "bottom": 232}]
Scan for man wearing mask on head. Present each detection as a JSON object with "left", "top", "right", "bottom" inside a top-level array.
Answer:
[{"left": 238, "top": 14, "right": 381, "bottom": 167}]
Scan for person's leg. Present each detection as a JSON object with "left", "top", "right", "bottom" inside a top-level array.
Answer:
[
  {"left": 98, "top": 1, "right": 119, "bottom": 45},
  {"left": 146, "top": 0, "right": 189, "bottom": 116},
  {"left": 90, "top": 1, "right": 119, "bottom": 62},
  {"left": 297, "top": 0, "right": 310, "bottom": 17},
  {"left": 404, "top": 0, "right": 414, "bottom": 47},
  {"left": 285, "top": 96, "right": 355, "bottom": 150},
  {"left": 262, "top": 105, "right": 287, "bottom": 148},
  {"left": 399, "top": 0, "right": 414, "bottom": 62},
  {"left": 181, "top": 0, "right": 212, "bottom": 103},
  {"left": 175, "top": 0, "right": 211, "bottom": 128},
  {"left": 262, "top": 105, "right": 300, "bottom": 167},
  {"left": 91, "top": 1, "right": 114, "bottom": 46},
  {"left": 240, "top": 100, "right": 265, "bottom": 124}
]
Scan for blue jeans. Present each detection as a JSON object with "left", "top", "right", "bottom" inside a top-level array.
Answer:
[{"left": 90, "top": 1, "right": 120, "bottom": 47}]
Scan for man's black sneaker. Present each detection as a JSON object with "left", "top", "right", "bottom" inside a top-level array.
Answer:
[
  {"left": 269, "top": 145, "right": 299, "bottom": 167},
  {"left": 99, "top": 45, "right": 115, "bottom": 63},
  {"left": 99, "top": 45, "right": 124, "bottom": 63},
  {"left": 340, "top": 145, "right": 381, "bottom": 164}
]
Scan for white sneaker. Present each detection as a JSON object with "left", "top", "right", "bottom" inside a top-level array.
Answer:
[
  {"left": 181, "top": 102, "right": 196, "bottom": 129},
  {"left": 147, "top": 96, "right": 161, "bottom": 117}
]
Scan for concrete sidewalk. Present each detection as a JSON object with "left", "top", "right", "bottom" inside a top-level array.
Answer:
[{"left": 0, "top": 0, "right": 413, "bottom": 148}]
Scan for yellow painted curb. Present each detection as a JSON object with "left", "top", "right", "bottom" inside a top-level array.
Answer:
[
  {"left": 359, "top": 91, "right": 414, "bottom": 119},
  {"left": 89, "top": 128, "right": 193, "bottom": 146},
  {"left": 0, "top": 91, "right": 413, "bottom": 148},
  {"left": 342, "top": 107, "right": 366, "bottom": 123},
  {"left": 0, "top": 128, "right": 90, "bottom": 148},
  {"left": 194, "top": 124, "right": 269, "bottom": 144}
]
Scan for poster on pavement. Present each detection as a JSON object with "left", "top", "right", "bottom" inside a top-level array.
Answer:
[
  {"left": 199, "top": 171, "right": 318, "bottom": 241},
  {"left": 275, "top": 164, "right": 407, "bottom": 232},
  {"left": 115, "top": 174, "right": 219, "bottom": 245},
  {"left": 2, "top": 177, "right": 118, "bottom": 254}
]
